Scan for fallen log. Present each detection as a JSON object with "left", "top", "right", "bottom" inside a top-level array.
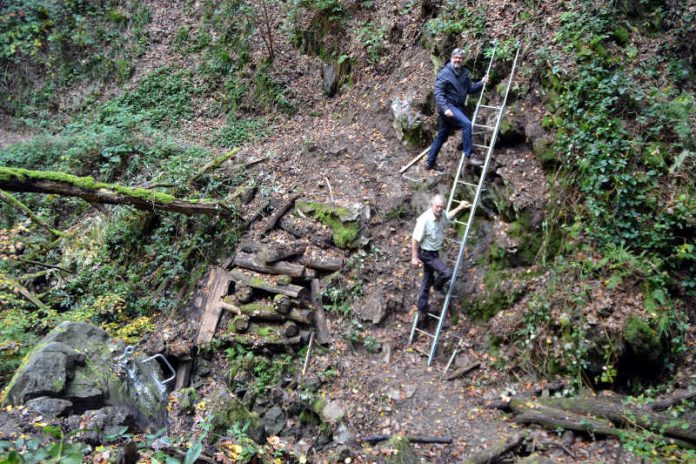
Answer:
[
  {"left": 539, "top": 396, "right": 696, "bottom": 444},
  {"left": 445, "top": 361, "right": 480, "bottom": 381},
  {"left": 0, "top": 190, "right": 65, "bottom": 237},
  {"left": 228, "top": 269, "right": 305, "bottom": 298},
  {"left": 463, "top": 432, "right": 528, "bottom": 464},
  {"left": 233, "top": 251, "right": 315, "bottom": 280},
  {"left": 259, "top": 241, "right": 307, "bottom": 263},
  {"left": 279, "top": 215, "right": 332, "bottom": 248},
  {"left": 261, "top": 194, "right": 299, "bottom": 235},
  {"left": 0, "top": 167, "right": 233, "bottom": 218},
  {"left": 244, "top": 199, "right": 270, "bottom": 226},
  {"left": 221, "top": 299, "right": 313, "bottom": 325},
  {"left": 283, "top": 322, "right": 299, "bottom": 338},
  {"left": 649, "top": 389, "right": 696, "bottom": 412},
  {"left": 361, "top": 435, "right": 452, "bottom": 444},
  {"left": 311, "top": 278, "right": 331, "bottom": 345}
]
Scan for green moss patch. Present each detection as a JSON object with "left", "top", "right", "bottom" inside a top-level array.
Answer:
[{"left": 295, "top": 200, "right": 360, "bottom": 249}]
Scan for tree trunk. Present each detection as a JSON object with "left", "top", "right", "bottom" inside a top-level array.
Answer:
[
  {"left": 283, "top": 322, "right": 299, "bottom": 337},
  {"left": 0, "top": 167, "right": 233, "bottom": 218},
  {"left": 539, "top": 397, "right": 696, "bottom": 444},
  {"left": 234, "top": 285, "right": 254, "bottom": 304},
  {"left": 228, "top": 269, "right": 305, "bottom": 298},
  {"left": 221, "top": 333, "right": 302, "bottom": 352}
]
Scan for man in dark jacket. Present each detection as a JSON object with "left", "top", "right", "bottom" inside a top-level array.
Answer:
[{"left": 426, "top": 48, "right": 488, "bottom": 170}]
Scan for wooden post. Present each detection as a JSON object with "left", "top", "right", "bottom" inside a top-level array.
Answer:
[{"left": 311, "top": 278, "right": 331, "bottom": 345}]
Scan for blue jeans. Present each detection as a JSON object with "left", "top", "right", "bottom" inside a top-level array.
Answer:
[
  {"left": 427, "top": 107, "right": 473, "bottom": 167},
  {"left": 417, "top": 248, "right": 452, "bottom": 314}
]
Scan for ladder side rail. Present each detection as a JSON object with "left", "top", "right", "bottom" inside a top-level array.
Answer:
[{"left": 428, "top": 44, "right": 522, "bottom": 365}]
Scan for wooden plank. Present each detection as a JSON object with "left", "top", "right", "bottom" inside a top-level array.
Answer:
[
  {"left": 195, "top": 267, "right": 232, "bottom": 345},
  {"left": 399, "top": 145, "right": 431, "bottom": 174},
  {"left": 228, "top": 269, "right": 305, "bottom": 298}
]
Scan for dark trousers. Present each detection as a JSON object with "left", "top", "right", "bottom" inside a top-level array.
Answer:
[
  {"left": 417, "top": 248, "right": 452, "bottom": 314},
  {"left": 427, "top": 107, "right": 473, "bottom": 167}
]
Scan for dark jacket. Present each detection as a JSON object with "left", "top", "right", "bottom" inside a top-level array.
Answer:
[{"left": 434, "top": 62, "right": 483, "bottom": 114}]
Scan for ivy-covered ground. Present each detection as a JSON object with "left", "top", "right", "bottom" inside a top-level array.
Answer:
[{"left": 1, "top": 0, "right": 695, "bottom": 462}]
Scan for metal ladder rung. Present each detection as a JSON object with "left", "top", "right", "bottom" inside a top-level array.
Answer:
[
  {"left": 452, "top": 219, "right": 467, "bottom": 226},
  {"left": 479, "top": 104, "right": 502, "bottom": 110},
  {"left": 445, "top": 238, "right": 461, "bottom": 244},
  {"left": 427, "top": 313, "right": 441, "bottom": 320},
  {"left": 457, "top": 179, "right": 479, "bottom": 188},
  {"left": 415, "top": 328, "right": 435, "bottom": 338},
  {"left": 474, "top": 123, "right": 495, "bottom": 130},
  {"left": 473, "top": 143, "right": 490, "bottom": 150}
]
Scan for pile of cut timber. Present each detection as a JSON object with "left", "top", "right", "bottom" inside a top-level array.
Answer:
[{"left": 194, "top": 239, "right": 344, "bottom": 351}]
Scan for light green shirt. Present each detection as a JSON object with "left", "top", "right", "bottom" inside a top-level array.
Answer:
[{"left": 412, "top": 208, "right": 449, "bottom": 251}]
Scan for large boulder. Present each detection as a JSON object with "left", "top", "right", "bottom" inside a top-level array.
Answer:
[{"left": 2, "top": 321, "right": 167, "bottom": 433}]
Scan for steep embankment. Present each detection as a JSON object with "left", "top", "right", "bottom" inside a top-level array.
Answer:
[{"left": 1, "top": 0, "right": 694, "bottom": 463}]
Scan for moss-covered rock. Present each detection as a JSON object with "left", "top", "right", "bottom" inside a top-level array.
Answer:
[
  {"left": 207, "top": 387, "right": 265, "bottom": 443},
  {"left": 623, "top": 315, "right": 662, "bottom": 363},
  {"left": 295, "top": 200, "right": 363, "bottom": 249},
  {"left": 2, "top": 322, "right": 167, "bottom": 432}
]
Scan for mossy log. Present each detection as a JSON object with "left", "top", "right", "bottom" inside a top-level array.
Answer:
[
  {"left": 510, "top": 398, "right": 696, "bottom": 447},
  {"left": 0, "top": 189, "right": 65, "bottom": 237},
  {"left": 259, "top": 241, "right": 307, "bottom": 263},
  {"left": 538, "top": 396, "right": 696, "bottom": 444},
  {"left": 220, "top": 333, "right": 302, "bottom": 352},
  {"left": 233, "top": 251, "right": 315, "bottom": 280},
  {"left": 0, "top": 167, "right": 233, "bottom": 217},
  {"left": 222, "top": 299, "right": 313, "bottom": 325},
  {"left": 228, "top": 269, "right": 305, "bottom": 298}
]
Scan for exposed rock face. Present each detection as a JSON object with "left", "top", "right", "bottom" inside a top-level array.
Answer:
[
  {"left": 208, "top": 387, "right": 265, "bottom": 444},
  {"left": 2, "top": 321, "right": 167, "bottom": 433},
  {"left": 391, "top": 97, "right": 429, "bottom": 148}
]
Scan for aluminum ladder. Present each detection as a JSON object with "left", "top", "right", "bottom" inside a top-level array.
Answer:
[{"left": 409, "top": 41, "right": 522, "bottom": 365}]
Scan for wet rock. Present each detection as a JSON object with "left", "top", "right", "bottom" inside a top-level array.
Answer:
[
  {"left": 262, "top": 405, "right": 286, "bottom": 436},
  {"left": 207, "top": 388, "right": 265, "bottom": 443},
  {"left": 2, "top": 322, "right": 167, "bottom": 433},
  {"left": 25, "top": 397, "right": 73, "bottom": 418},
  {"left": 391, "top": 97, "right": 428, "bottom": 148}
]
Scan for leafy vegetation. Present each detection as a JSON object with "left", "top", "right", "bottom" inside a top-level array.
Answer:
[{"left": 1, "top": 0, "right": 150, "bottom": 118}]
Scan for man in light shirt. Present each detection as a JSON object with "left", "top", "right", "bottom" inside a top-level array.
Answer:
[{"left": 411, "top": 194, "right": 470, "bottom": 318}]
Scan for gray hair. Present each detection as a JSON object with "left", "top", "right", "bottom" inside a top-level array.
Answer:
[
  {"left": 431, "top": 194, "right": 445, "bottom": 206},
  {"left": 451, "top": 48, "right": 466, "bottom": 58}
]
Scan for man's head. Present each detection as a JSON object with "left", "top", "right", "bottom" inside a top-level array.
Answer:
[
  {"left": 431, "top": 194, "right": 446, "bottom": 218},
  {"left": 451, "top": 48, "right": 465, "bottom": 72}
]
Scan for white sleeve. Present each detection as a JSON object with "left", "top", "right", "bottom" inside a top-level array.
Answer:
[{"left": 412, "top": 216, "right": 426, "bottom": 243}]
